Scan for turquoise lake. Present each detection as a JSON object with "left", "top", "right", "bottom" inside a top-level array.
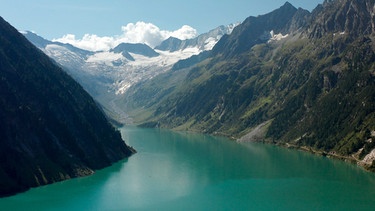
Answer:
[{"left": 1, "top": 126, "right": 375, "bottom": 210}]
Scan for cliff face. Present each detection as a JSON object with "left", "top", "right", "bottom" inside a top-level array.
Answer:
[
  {"left": 308, "top": 0, "right": 375, "bottom": 38},
  {"left": 0, "top": 17, "right": 135, "bottom": 197}
]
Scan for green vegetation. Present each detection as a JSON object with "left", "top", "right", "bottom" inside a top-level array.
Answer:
[{"left": 123, "top": 0, "right": 375, "bottom": 171}]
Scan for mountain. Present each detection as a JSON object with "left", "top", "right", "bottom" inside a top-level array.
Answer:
[
  {"left": 212, "top": 2, "right": 309, "bottom": 58},
  {"left": 156, "top": 37, "right": 182, "bottom": 52},
  {"left": 123, "top": 0, "right": 375, "bottom": 171},
  {"left": 171, "top": 50, "right": 211, "bottom": 71},
  {"left": 24, "top": 25, "right": 236, "bottom": 123},
  {"left": 23, "top": 31, "right": 93, "bottom": 58},
  {"left": 21, "top": 30, "right": 52, "bottom": 48},
  {"left": 22, "top": 31, "right": 111, "bottom": 116},
  {"left": 307, "top": 0, "right": 375, "bottom": 38},
  {"left": 156, "top": 24, "right": 237, "bottom": 52},
  {"left": 0, "top": 17, "right": 135, "bottom": 197},
  {"left": 111, "top": 43, "right": 159, "bottom": 58}
]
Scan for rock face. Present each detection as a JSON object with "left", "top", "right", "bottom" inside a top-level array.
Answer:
[
  {"left": 308, "top": 0, "right": 375, "bottom": 38},
  {"left": 0, "top": 17, "right": 134, "bottom": 197}
]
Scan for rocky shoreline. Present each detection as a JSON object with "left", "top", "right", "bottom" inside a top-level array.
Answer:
[
  {"left": 237, "top": 122, "right": 375, "bottom": 173},
  {"left": 281, "top": 143, "right": 375, "bottom": 172}
]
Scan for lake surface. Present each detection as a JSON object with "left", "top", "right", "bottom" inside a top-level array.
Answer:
[{"left": 1, "top": 126, "right": 375, "bottom": 210}]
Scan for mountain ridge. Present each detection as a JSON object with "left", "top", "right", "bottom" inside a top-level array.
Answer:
[
  {"left": 212, "top": 2, "right": 301, "bottom": 58},
  {"left": 156, "top": 24, "right": 237, "bottom": 52},
  {"left": 24, "top": 24, "right": 236, "bottom": 122},
  {"left": 0, "top": 17, "right": 134, "bottom": 197},
  {"left": 307, "top": 0, "right": 375, "bottom": 38},
  {"left": 123, "top": 0, "right": 375, "bottom": 171}
]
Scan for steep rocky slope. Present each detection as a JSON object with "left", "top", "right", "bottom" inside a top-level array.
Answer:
[
  {"left": 124, "top": 0, "right": 375, "bottom": 170},
  {"left": 0, "top": 17, "right": 134, "bottom": 197}
]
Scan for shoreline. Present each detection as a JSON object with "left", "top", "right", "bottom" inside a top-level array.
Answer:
[
  {"left": 126, "top": 121, "right": 375, "bottom": 173},
  {"left": 267, "top": 141, "right": 375, "bottom": 173}
]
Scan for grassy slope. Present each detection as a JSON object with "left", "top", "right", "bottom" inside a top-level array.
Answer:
[{"left": 124, "top": 32, "right": 375, "bottom": 169}]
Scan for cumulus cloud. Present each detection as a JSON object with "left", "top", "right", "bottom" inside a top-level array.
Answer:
[
  {"left": 170, "top": 25, "right": 197, "bottom": 40},
  {"left": 53, "top": 21, "right": 197, "bottom": 52},
  {"left": 119, "top": 22, "right": 167, "bottom": 48},
  {"left": 55, "top": 34, "right": 115, "bottom": 52}
]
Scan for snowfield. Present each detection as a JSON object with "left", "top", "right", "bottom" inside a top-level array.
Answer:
[{"left": 24, "top": 24, "right": 236, "bottom": 115}]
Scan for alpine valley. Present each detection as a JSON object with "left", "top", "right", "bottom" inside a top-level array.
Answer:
[
  {"left": 23, "top": 24, "right": 236, "bottom": 122},
  {"left": 24, "top": 0, "right": 375, "bottom": 174},
  {"left": 122, "top": 0, "right": 375, "bottom": 171}
]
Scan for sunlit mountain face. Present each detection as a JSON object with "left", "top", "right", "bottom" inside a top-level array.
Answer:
[{"left": 23, "top": 24, "right": 237, "bottom": 119}]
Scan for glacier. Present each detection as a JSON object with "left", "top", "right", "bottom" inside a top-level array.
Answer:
[{"left": 23, "top": 24, "right": 236, "bottom": 122}]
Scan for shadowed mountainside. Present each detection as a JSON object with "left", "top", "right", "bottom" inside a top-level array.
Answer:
[{"left": 0, "top": 17, "right": 135, "bottom": 197}]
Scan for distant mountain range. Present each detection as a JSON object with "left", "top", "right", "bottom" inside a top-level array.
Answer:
[
  {"left": 123, "top": 0, "right": 375, "bottom": 171},
  {"left": 23, "top": 24, "right": 236, "bottom": 120},
  {"left": 0, "top": 17, "right": 134, "bottom": 197},
  {"left": 156, "top": 24, "right": 237, "bottom": 52}
]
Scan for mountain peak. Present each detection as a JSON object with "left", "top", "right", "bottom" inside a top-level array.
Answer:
[
  {"left": 212, "top": 2, "right": 298, "bottom": 58},
  {"left": 112, "top": 43, "right": 159, "bottom": 58},
  {"left": 282, "top": 1, "right": 295, "bottom": 9},
  {"left": 22, "top": 30, "right": 52, "bottom": 48},
  {"left": 155, "top": 37, "right": 183, "bottom": 51},
  {"left": 155, "top": 24, "right": 236, "bottom": 52}
]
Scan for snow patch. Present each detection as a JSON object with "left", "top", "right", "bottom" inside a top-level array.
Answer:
[
  {"left": 29, "top": 25, "right": 234, "bottom": 98},
  {"left": 268, "top": 30, "right": 289, "bottom": 42},
  {"left": 44, "top": 44, "right": 85, "bottom": 66},
  {"left": 111, "top": 47, "right": 201, "bottom": 95},
  {"left": 333, "top": 31, "right": 346, "bottom": 36},
  {"left": 259, "top": 30, "right": 288, "bottom": 42},
  {"left": 86, "top": 52, "right": 123, "bottom": 65},
  {"left": 204, "top": 37, "right": 219, "bottom": 50}
]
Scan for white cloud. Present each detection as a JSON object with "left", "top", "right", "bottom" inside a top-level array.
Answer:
[
  {"left": 55, "top": 34, "right": 115, "bottom": 52},
  {"left": 170, "top": 25, "right": 197, "bottom": 40},
  {"left": 120, "top": 22, "right": 167, "bottom": 48},
  {"left": 53, "top": 21, "right": 197, "bottom": 52}
]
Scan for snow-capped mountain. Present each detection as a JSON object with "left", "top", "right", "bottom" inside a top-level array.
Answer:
[
  {"left": 111, "top": 43, "right": 160, "bottom": 60},
  {"left": 156, "top": 24, "right": 238, "bottom": 52},
  {"left": 22, "top": 24, "right": 235, "bottom": 120}
]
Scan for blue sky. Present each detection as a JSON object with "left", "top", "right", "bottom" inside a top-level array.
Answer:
[{"left": 0, "top": 0, "right": 323, "bottom": 50}]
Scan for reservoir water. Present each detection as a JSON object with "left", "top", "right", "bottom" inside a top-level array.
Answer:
[{"left": 1, "top": 126, "right": 375, "bottom": 210}]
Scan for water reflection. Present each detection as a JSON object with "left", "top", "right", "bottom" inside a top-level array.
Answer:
[{"left": 1, "top": 126, "right": 375, "bottom": 210}]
